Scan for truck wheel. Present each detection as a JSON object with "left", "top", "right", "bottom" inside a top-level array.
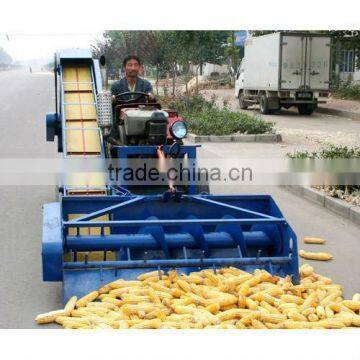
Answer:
[
  {"left": 259, "top": 95, "right": 273, "bottom": 114},
  {"left": 297, "top": 104, "right": 316, "bottom": 115},
  {"left": 238, "top": 92, "right": 248, "bottom": 109}
]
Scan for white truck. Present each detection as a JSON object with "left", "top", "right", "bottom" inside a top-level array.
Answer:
[{"left": 235, "top": 32, "right": 331, "bottom": 115}]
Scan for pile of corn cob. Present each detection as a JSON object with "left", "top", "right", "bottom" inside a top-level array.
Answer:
[{"left": 36, "top": 264, "right": 360, "bottom": 329}]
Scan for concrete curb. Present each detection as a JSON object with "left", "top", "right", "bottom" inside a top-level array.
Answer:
[
  {"left": 316, "top": 107, "right": 360, "bottom": 121},
  {"left": 283, "top": 185, "right": 360, "bottom": 226},
  {"left": 186, "top": 133, "right": 282, "bottom": 143}
]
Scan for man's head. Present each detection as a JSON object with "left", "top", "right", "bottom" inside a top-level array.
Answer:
[{"left": 123, "top": 55, "right": 141, "bottom": 79}]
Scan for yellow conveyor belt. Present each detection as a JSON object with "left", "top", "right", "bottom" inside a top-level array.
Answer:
[
  {"left": 62, "top": 64, "right": 114, "bottom": 261},
  {"left": 63, "top": 64, "right": 106, "bottom": 192}
]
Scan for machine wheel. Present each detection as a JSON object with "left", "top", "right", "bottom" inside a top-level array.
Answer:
[
  {"left": 297, "top": 104, "right": 316, "bottom": 115},
  {"left": 238, "top": 91, "right": 248, "bottom": 110},
  {"left": 259, "top": 94, "right": 273, "bottom": 114}
]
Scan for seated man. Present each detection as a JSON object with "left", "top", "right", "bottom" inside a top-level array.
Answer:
[{"left": 111, "top": 55, "right": 154, "bottom": 102}]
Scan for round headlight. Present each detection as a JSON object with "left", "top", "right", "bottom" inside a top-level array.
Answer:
[{"left": 170, "top": 121, "right": 187, "bottom": 139}]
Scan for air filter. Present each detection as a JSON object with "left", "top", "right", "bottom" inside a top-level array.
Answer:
[{"left": 97, "top": 91, "right": 113, "bottom": 127}]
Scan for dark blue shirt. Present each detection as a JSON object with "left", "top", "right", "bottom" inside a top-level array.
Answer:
[{"left": 111, "top": 77, "right": 153, "bottom": 96}]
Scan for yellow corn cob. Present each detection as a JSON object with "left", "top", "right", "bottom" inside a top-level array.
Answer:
[
  {"left": 260, "top": 314, "right": 287, "bottom": 324},
  {"left": 170, "top": 288, "right": 183, "bottom": 298},
  {"left": 206, "top": 302, "right": 220, "bottom": 314},
  {"left": 64, "top": 296, "right": 77, "bottom": 313},
  {"left": 99, "top": 284, "right": 112, "bottom": 294},
  {"left": 131, "top": 319, "right": 162, "bottom": 329},
  {"left": 282, "top": 320, "right": 312, "bottom": 329},
  {"left": 161, "top": 322, "right": 184, "bottom": 329},
  {"left": 342, "top": 300, "right": 360, "bottom": 311},
  {"left": 237, "top": 283, "right": 251, "bottom": 296},
  {"left": 260, "top": 301, "right": 281, "bottom": 314},
  {"left": 308, "top": 313, "right": 319, "bottom": 322},
  {"left": 289, "top": 311, "right": 308, "bottom": 322},
  {"left": 55, "top": 316, "right": 92, "bottom": 326},
  {"left": 280, "top": 294, "right": 304, "bottom": 305},
  {"left": 316, "top": 306, "right": 326, "bottom": 319},
  {"left": 278, "top": 302, "right": 298, "bottom": 311},
  {"left": 81, "top": 306, "right": 109, "bottom": 317},
  {"left": 266, "top": 322, "right": 284, "bottom": 329},
  {"left": 303, "top": 237, "right": 326, "bottom": 244},
  {"left": 137, "top": 270, "right": 163, "bottom": 281},
  {"left": 176, "top": 279, "right": 192, "bottom": 293},
  {"left": 328, "top": 302, "right": 341, "bottom": 312},
  {"left": 352, "top": 294, "right": 360, "bottom": 302},
  {"left": 257, "top": 306, "right": 271, "bottom": 315},
  {"left": 316, "top": 275, "right": 332, "bottom": 285},
  {"left": 251, "top": 319, "right": 267, "bottom": 329},
  {"left": 35, "top": 309, "right": 69, "bottom": 324},
  {"left": 245, "top": 298, "right": 259, "bottom": 310},
  {"left": 239, "top": 312, "right": 261, "bottom": 326},
  {"left": 320, "top": 292, "right": 342, "bottom": 307},
  {"left": 217, "top": 308, "right": 246, "bottom": 321},
  {"left": 299, "top": 264, "right": 314, "bottom": 277},
  {"left": 325, "top": 306, "right": 335, "bottom": 318},
  {"left": 299, "top": 250, "right": 333, "bottom": 261},
  {"left": 300, "top": 292, "right": 318, "bottom": 310},
  {"left": 114, "top": 320, "right": 130, "bottom": 329},
  {"left": 351, "top": 316, "right": 360, "bottom": 327},
  {"left": 187, "top": 274, "right": 204, "bottom": 285},
  {"left": 318, "top": 319, "right": 346, "bottom": 329},
  {"left": 87, "top": 301, "right": 117, "bottom": 310},
  {"left": 71, "top": 309, "right": 92, "bottom": 318},
  {"left": 173, "top": 305, "right": 196, "bottom": 315},
  {"left": 94, "top": 323, "right": 113, "bottom": 329},
  {"left": 334, "top": 314, "right": 353, "bottom": 327},
  {"left": 235, "top": 320, "right": 247, "bottom": 329},
  {"left": 98, "top": 293, "right": 116, "bottom": 300},
  {"left": 213, "top": 294, "right": 238, "bottom": 308},
  {"left": 76, "top": 291, "right": 99, "bottom": 308},
  {"left": 202, "top": 270, "right": 220, "bottom": 286}
]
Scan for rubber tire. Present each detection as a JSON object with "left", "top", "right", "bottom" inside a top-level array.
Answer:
[
  {"left": 259, "top": 94, "right": 273, "bottom": 114},
  {"left": 297, "top": 104, "right": 315, "bottom": 115},
  {"left": 238, "top": 92, "right": 248, "bottom": 110}
]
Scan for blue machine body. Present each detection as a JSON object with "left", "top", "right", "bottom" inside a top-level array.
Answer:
[
  {"left": 42, "top": 48, "right": 300, "bottom": 304},
  {"left": 42, "top": 193, "right": 299, "bottom": 303}
]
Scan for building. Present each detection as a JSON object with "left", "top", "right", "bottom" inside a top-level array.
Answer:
[{"left": 339, "top": 49, "right": 360, "bottom": 83}]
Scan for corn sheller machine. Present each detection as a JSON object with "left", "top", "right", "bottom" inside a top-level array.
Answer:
[{"left": 43, "top": 49, "right": 299, "bottom": 303}]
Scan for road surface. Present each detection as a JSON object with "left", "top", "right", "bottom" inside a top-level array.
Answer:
[
  {"left": 202, "top": 88, "right": 360, "bottom": 151},
  {"left": 0, "top": 70, "right": 359, "bottom": 328}
]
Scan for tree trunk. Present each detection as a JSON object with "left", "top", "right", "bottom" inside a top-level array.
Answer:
[
  {"left": 172, "top": 62, "right": 177, "bottom": 97},
  {"left": 156, "top": 64, "right": 159, "bottom": 96},
  {"left": 195, "top": 65, "right": 199, "bottom": 94}
]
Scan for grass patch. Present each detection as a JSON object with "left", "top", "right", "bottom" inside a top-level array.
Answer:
[
  {"left": 332, "top": 84, "right": 360, "bottom": 100},
  {"left": 162, "top": 94, "right": 274, "bottom": 136}
]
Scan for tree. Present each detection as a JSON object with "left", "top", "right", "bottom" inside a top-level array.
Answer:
[
  {"left": 0, "top": 47, "right": 12, "bottom": 66},
  {"left": 92, "top": 31, "right": 233, "bottom": 95}
]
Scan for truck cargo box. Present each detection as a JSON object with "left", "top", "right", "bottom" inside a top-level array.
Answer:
[{"left": 242, "top": 32, "right": 331, "bottom": 92}]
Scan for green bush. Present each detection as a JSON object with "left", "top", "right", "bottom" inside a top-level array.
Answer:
[
  {"left": 186, "top": 108, "right": 274, "bottom": 136},
  {"left": 162, "top": 94, "right": 274, "bottom": 136},
  {"left": 287, "top": 145, "right": 360, "bottom": 197},
  {"left": 332, "top": 84, "right": 360, "bottom": 100},
  {"left": 287, "top": 145, "right": 360, "bottom": 159}
]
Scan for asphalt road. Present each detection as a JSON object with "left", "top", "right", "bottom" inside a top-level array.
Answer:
[{"left": 0, "top": 69, "right": 359, "bottom": 328}]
